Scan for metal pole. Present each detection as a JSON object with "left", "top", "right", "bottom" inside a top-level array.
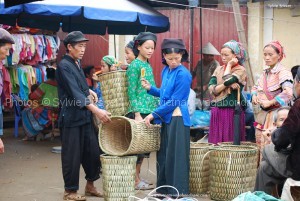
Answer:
[
  {"left": 190, "top": 8, "right": 194, "bottom": 75},
  {"left": 199, "top": 0, "right": 204, "bottom": 110},
  {"left": 114, "top": 34, "right": 117, "bottom": 59}
]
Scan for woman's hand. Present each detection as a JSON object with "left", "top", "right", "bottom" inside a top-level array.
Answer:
[
  {"left": 227, "top": 58, "right": 238, "bottom": 67},
  {"left": 252, "top": 95, "right": 260, "bottom": 105},
  {"left": 141, "top": 78, "right": 151, "bottom": 90},
  {"left": 230, "top": 83, "right": 240, "bottom": 90},
  {"left": 0, "top": 139, "right": 4, "bottom": 154},
  {"left": 144, "top": 114, "right": 154, "bottom": 127},
  {"left": 260, "top": 100, "right": 275, "bottom": 109}
]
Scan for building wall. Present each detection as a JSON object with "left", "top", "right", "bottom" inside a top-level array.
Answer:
[
  {"left": 57, "top": 31, "right": 109, "bottom": 71},
  {"left": 273, "top": 8, "right": 300, "bottom": 69},
  {"left": 248, "top": 2, "right": 300, "bottom": 85},
  {"left": 57, "top": 7, "right": 247, "bottom": 86},
  {"left": 247, "top": 2, "right": 264, "bottom": 84}
]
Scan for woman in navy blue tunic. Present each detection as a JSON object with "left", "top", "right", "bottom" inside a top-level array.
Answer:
[{"left": 142, "top": 38, "right": 192, "bottom": 196}]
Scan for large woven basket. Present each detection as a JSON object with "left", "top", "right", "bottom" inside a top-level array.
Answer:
[
  {"left": 99, "top": 116, "right": 161, "bottom": 156},
  {"left": 209, "top": 145, "right": 258, "bottom": 201},
  {"left": 189, "top": 142, "right": 214, "bottom": 195},
  {"left": 98, "top": 70, "right": 129, "bottom": 116},
  {"left": 100, "top": 154, "right": 136, "bottom": 201},
  {"left": 218, "top": 141, "right": 260, "bottom": 167},
  {"left": 218, "top": 141, "right": 258, "bottom": 148}
]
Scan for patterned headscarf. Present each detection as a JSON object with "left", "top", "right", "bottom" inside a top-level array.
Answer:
[
  {"left": 102, "top": 55, "right": 117, "bottom": 67},
  {"left": 222, "top": 40, "right": 247, "bottom": 64},
  {"left": 265, "top": 40, "right": 285, "bottom": 61}
]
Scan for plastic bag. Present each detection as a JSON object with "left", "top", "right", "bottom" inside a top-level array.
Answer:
[
  {"left": 232, "top": 191, "right": 283, "bottom": 201},
  {"left": 190, "top": 110, "right": 211, "bottom": 127}
]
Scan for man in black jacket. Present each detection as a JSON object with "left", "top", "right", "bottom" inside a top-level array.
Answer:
[
  {"left": 255, "top": 67, "right": 300, "bottom": 196},
  {"left": 56, "top": 31, "right": 111, "bottom": 200}
]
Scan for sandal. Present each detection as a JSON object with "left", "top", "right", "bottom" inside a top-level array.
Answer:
[
  {"left": 85, "top": 187, "right": 103, "bottom": 197},
  {"left": 135, "top": 180, "right": 154, "bottom": 190},
  {"left": 63, "top": 192, "right": 86, "bottom": 201}
]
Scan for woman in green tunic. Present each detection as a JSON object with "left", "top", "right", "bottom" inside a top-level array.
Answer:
[{"left": 126, "top": 32, "right": 159, "bottom": 190}]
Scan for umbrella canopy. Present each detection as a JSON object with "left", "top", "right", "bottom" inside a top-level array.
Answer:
[
  {"left": 3, "top": 0, "right": 41, "bottom": 8},
  {"left": 0, "top": 0, "right": 170, "bottom": 35}
]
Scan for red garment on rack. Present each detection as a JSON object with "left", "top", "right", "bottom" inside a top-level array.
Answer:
[{"left": 0, "top": 63, "right": 12, "bottom": 109}]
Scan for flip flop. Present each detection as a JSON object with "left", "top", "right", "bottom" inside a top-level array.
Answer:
[
  {"left": 141, "top": 178, "right": 154, "bottom": 185},
  {"left": 85, "top": 187, "right": 103, "bottom": 197},
  {"left": 135, "top": 180, "right": 155, "bottom": 190},
  {"left": 63, "top": 192, "right": 86, "bottom": 201}
]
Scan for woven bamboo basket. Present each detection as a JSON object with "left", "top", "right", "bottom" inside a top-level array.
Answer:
[
  {"left": 99, "top": 116, "right": 161, "bottom": 156},
  {"left": 209, "top": 145, "right": 258, "bottom": 201},
  {"left": 218, "top": 141, "right": 260, "bottom": 167},
  {"left": 100, "top": 154, "right": 136, "bottom": 201},
  {"left": 189, "top": 142, "right": 214, "bottom": 195},
  {"left": 98, "top": 70, "right": 129, "bottom": 116},
  {"left": 218, "top": 141, "right": 258, "bottom": 148}
]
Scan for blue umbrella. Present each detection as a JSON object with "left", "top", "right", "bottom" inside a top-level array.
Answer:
[{"left": 0, "top": 0, "right": 170, "bottom": 34}]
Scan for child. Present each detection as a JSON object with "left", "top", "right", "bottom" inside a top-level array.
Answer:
[
  {"left": 101, "top": 55, "right": 118, "bottom": 73},
  {"left": 126, "top": 32, "right": 159, "bottom": 190},
  {"left": 142, "top": 38, "right": 192, "bottom": 196},
  {"left": 125, "top": 40, "right": 135, "bottom": 65}
]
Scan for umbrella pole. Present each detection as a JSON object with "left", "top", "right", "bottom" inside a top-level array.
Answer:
[
  {"left": 199, "top": 0, "right": 204, "bottom": 111},
  {"left": 114, "top": 35, "right": 117, "bottom": 59},
  {"left": 233, "top": 88, "right": 241, "bottom": 145}
]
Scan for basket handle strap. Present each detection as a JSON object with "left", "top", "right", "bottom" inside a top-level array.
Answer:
[{"left": 199, "top": 150, "right": 213, "bottom": 179}]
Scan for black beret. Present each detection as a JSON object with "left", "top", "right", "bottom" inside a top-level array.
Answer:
[
  {"left": 161, "top": 38, "right": 189, "bottom": 62},
  {"left": 134, "top": 32, "right": 157, "bottom": 45},
  {"left": 0, "top": 28, "right": 15, "bottom": 44},
  {"left": 63, "top": 31, "right": 89, "bottom": 47}
]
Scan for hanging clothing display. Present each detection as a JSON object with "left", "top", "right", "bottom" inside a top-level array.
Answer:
[
  {"left": 3, "top": 33, "right": 59, "bottom": 66},
  {"left": 8, "top": 64, "right": 47, "bottom": 100}
]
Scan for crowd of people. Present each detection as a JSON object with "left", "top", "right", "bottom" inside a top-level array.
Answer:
[{"left": 1, "top": 27, "right": 300, "bottom": 200}]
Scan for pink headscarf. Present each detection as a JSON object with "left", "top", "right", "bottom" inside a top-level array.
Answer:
[{"left": 265, "top": 40, "right": 286, "bottom": 61}]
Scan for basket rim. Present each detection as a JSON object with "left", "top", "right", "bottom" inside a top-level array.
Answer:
[
  {"left": 100, "top": 154, "right": 137, "bottom": 159},
  {"left": 209, "top": 145, "right": 258, "bottom": 152},
  {"left": 190, "top": 142, "right": 214, "bottom": 149},
  {"left": 99, "top": 116, "right": 160, "bottom": 156},
  {"left": 98, "top": 70, "right": 127, "bottom": 77},
  {"left": 109, "top": 116, "right": 161, "bottom": 128},
  {"left": 217, "top": 141, "right": 257, "bottom": 145}
]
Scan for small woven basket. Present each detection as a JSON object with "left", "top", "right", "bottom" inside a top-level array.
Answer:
[
  {"left": 100, "top": 154, "right": 136, "bottom": 201},
  {"left": 189, "top": 142, "right": 214, "bottom": 195},
  {"left": 98, "top": 70, "right": 129, "bottom": 116},
  {"left": 209, "top": 145, "right": 258, "bottom": 201},
  {"left": 99, "top": 116, "right": 161, "bottom": 156}
]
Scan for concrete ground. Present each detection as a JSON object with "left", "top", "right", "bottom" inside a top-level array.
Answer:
[{"left": 0, "top": 127, "right": 211, "bottom": 201}]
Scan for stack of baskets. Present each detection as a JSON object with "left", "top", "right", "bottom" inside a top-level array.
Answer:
[
  {"left": 97, "top": 71, "right": 161, "bottom": 200},
  {"left": 100, "top": 155, "right": 137, "bottom": 200}
]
